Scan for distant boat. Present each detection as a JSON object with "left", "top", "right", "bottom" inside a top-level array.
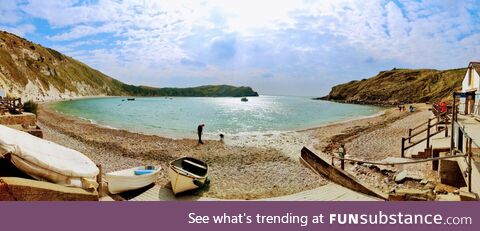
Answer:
[
  {"left": 241, "top": 97, "right": 248, "bottom": 102},
  {"left": 168, "top": 157, "right": 209, "bottom": 195},
  {"left": 106, "top": 166, "right": 161, "bottom": 194},
  {"left": 127, "top": 98, "right": 135, "bottom": 101}
]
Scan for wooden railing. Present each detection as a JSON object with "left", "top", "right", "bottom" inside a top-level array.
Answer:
[
  {"left": 401, "top": 115, "right": 449, "bottom": 158},
  {"left": 0, "top": 98, "right": 23, "bottom": 114}
]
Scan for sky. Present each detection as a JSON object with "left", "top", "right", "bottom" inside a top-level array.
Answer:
[{"left": 1, "top": 0, "right": 480, "bottom": 96}]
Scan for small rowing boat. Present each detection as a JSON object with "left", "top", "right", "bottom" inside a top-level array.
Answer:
[
  {"left": 168, "top": 157, "right": 209, "bottom": 195},
  {"left": 106, "top": 166, "right": 161, "bottom": 194}
]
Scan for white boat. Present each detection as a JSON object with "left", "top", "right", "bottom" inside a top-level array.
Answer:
[
  {"left": 168, "top": 157, "right": 209, "bottom": 195},
  {"left": 106, "top": 166, "right": 161, "bottom": 194},
  {"left": 0, "top": 125, "right": 99, "bottom": 190}
]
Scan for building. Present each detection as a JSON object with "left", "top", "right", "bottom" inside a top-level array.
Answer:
[
  {"left": 450, "top": 62, "right": 480, "bottom": 195},
  {"left": 459, "top": 62, "right": 480, "bottom": 116}
]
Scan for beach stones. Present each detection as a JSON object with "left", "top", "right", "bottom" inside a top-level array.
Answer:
[{"left": 394, "top": 170, "right": 407, "bottom": 183}]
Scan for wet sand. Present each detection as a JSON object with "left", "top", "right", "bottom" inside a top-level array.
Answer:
[{"left": 38, "top": 103, "right": 433, "bottom": 199}]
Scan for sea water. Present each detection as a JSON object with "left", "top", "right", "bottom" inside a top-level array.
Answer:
[{"left": 51, "top": 96, "right": 382, "bottom": 138}]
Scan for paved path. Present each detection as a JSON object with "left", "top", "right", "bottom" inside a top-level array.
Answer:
[{"left": 129, "top": 183, "right": 381, "bottom": 201}]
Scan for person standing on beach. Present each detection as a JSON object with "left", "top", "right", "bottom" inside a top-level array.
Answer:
[
  {"left": 197, "top": 124, "right": 205, "bottom": 144},
  {"left": 337, "top": 144, "right": 346, "bottom": 170}
]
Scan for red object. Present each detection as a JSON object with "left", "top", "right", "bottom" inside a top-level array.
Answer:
[{"left": 441, "top": 102, "right": 447, "bottom": 113}]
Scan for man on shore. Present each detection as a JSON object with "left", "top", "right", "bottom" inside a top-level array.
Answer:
[{"left": 197, "top": 124, "right": 205, "bottom": 144}]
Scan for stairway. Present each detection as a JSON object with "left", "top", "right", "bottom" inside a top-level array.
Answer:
[{"left": 411, "top": 148, "right": 432, "bottom": 159}]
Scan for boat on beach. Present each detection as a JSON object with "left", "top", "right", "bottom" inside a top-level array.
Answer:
[
  {"left": 0, "top": 125, "right": 99, "bottom": 190},
  {"left": 168, "top": 157, "right": 209, "bottom": 195},
  {"left": 106, "top": 166, "right": 161, "bottom": 194}
]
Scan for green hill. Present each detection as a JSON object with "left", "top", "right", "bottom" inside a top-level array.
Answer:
[
  {"left": 0, "top": 30, "right": 258, "bottom": 101},
  {"left": 320, "top": 68, "right": 465, "bottom": 105}
]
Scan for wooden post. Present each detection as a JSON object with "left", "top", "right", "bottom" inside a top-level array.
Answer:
[
  {"left": 468, "top": 138, "right": 472, "bottom": 193},
  {"left": 426, "top": 118, "right": 431, "bottom": 149},
  {"left": 451, "top": 94, "right": 456, "bottom": 155},
  {"left": 96, "top": 164, "right": 103, "bottom": 197},
  {"left": 444, "top": 123, "right": 448, "bottom": 137},
  {"left": 408, "top": 129, "right": 412, "bottom": 143},
  {"left": 401, "top": 137, "right": 405, "bottom": 158}
]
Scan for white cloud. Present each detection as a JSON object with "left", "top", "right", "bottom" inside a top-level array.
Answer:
[
  {"left": 4, "top": 0, "right": 480, "bottom": 95},
  {"left": 0, "top": 24, "right": 35, "bottom": 37},
  {"left": 0, "top": 0, "right": 23, "bottom": 24}
]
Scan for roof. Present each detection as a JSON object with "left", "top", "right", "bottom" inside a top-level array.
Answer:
[{"left": 469, "top": 62, "right": 480, "bottom": 76}]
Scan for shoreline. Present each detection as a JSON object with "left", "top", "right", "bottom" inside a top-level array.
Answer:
[
  {"left": 38, "top": 105, "right": 329, "bottom": 200},
  {"left": 45, "top": 97, "right": 386, "bottom": 141},
  {"left": 37, "top": 101, "right": 433, "bottom": 200}
]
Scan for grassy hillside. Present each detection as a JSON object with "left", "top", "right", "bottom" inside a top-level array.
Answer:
[
  {"left": 320, "top": 68, "right": 465, "bottom": 105},
  {"left": 119, "top": 84, "right": 258, "bottom": 97},
  {"left": 0, "top": 30, "right": 258, "bottom": 101}
]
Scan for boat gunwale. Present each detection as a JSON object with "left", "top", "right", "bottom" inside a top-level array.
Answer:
[
  {"left": 106, "top": 166, "right": 161, "bottom": 178},
  {"left": 169, "top": 157, "right": 208, "bottom": 179}
]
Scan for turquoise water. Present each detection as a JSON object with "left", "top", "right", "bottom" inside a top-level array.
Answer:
[{"left": 51, "top": 96, "right": 382, "bottom": 138}]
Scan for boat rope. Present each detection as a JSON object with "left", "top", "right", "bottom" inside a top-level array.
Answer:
[{"left": 330, "top": 154, "right": 468, "bottom": 166}]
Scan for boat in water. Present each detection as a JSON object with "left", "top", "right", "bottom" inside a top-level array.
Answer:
[
  {"left": 106, "top": 166, "right": 161, "bottom": 194},
  {"left": 241, "top": 97, "right": 248, "bottom": 102},
  {"left": 168, "top": 157, "right": 209, "bottom": 195},
  {"left": 127, "top": 98, "right": 135, "bottom": 101}
]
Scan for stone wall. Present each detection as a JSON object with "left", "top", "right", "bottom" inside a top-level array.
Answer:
[{"left": 0, "top": 113, "right": 36, "bottom": 126}]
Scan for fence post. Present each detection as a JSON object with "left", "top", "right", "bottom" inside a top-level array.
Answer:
[
  {"left": 401, "top": 137, "right": 405, "bottom": 158},
  {"left": 426, "top": 118, "right": 431, "bottom": 149},
  {"left": 468, "top": 138, "right": 472, "bottom": 193},
  {"left": 450, "top": 95, "right": 456, "bottom": 154},
  {"left": 444, "top": 123, "right": 448, "bottom": 137},
  {"left": 408, "top": 129, "right": 412, "bottom": 143}
]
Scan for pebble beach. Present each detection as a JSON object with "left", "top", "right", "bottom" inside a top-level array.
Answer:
[{"left": 38, "top": 103, "right": 433, "bottom": 199}]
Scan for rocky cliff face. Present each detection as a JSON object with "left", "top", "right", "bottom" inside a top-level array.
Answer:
[
  {"left": 0, "top": 30, "right": 259, "bottom": 101},
  {"left": 321, "top": 68, "right": 465, "bottom": 105},
  {"left": 0, "top": 31, "right": 125, "bottom": 101}
]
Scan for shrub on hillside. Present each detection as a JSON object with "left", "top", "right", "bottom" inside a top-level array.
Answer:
[{"left": 23, "top": 100, "right": 38, "bottom": 115}]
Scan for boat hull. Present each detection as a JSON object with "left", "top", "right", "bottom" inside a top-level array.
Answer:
[
  {"left": 168, "top": 157, "right": 208, "bottom": 195},
  {"left": 106, "top": 166, "right": 160, "bottom": 194}
]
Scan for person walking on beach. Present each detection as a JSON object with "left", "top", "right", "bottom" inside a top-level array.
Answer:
[{"left": 197, "top": 124, "right": 205, "bottom": 144}]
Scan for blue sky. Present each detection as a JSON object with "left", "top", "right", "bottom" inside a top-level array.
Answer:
[{"left": 1, "top": 0, "right": 480, "bottom": 96}]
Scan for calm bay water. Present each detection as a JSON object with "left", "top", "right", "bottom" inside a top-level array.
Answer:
[{"left": 51, "top": 96, "right": 381, "bottom": 138}]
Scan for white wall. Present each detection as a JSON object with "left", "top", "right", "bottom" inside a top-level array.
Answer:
[{"left": 462, "top": 67, "right": 480, "bottom": 92}]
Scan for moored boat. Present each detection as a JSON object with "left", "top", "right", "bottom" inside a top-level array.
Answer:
[
  {"left": 168, "top": 157, "right": 209, "bottom": 195},
  {"left": 127, "top": 98, "right": 135, "bottom": 101},
  {"left": 106, "top": 166, "right": 161, "bottom": 194}
]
